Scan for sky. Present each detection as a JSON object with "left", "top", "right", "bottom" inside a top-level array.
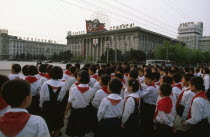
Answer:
[{"left": 0, "top": 0, "right": 209, "bottom": 44}]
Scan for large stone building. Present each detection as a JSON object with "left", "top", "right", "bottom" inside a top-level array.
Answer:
[
  {"left": 177, "top": 22, "right": 210, "bottom": 51},
  {"left": 0, "top": 29, "right": 67, "bottom": 60},
  {"left": 67, "top": 19, "right": 182, "bottom": 62}
]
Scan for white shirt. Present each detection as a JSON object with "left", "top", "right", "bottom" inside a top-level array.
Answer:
[
  {"left": 62, "top": 73, "right": 71, "bottom": 81},
  {"left": 97, "top": 94, "right": 124, "bottom": 121},
  {"left": 25, "top": 76, "right": 41, "bottom": 96},
  {"left": 35, "top": 73, "right": 45, "bottom": 80},
  {"left": 92, "top": 88, "right": 109, "bottom": 109},
  {"left": 154, "top": 97, "right": 176, "bottom": 127},
  {"left": 0, "top": 108, "right": 50, "bottom": 137},
  {"left": 138, "top": 85, "right": 158, "bottom": 105},
  {"left": 40, "top": 77, "right": 50, "bottom": 86},
  {"left": 203, "top": 74, "right": 210, "bottom": 91},
  {"left": 39, "top": 80, "right": 66, "bottom": 107},
  {"left": 172, "top": 83, "right": 182, "bottom": 104},
  {"left": 68, "top": 84, "right": 94, "bottom": 109},
  {"left": 138, "top": 76, "right": 145, "bottom": 83},
  {"left": 180, "top": 88, "right": 195, "bottom": 120},
  {"left": 8, "top": 74, "right": 23, "bottom": 80},
  {"left": 65, "top": 76, "right": 76, "bottom": 92},
  {"left": 186, "top": 96, "right": 210, "bottom": 125},
  {"left": 122, "top": 93, "right": 140, "bottom": 124},
  {"left": 93, "top": 81, "right": 101, "bottom": 94},
  {"left": 0, "top": 105, "right": 11, "bottom": 117},
  {"left": 89, "top": 77, "right": 97, "bottom": 88}
]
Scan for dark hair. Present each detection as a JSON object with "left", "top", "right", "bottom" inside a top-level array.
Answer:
[
  {"left": 96, "top": 64, "right": 100, "bottom": 69},
  {"left": 89, "top": 65, "right": 97, "bottom": 74},
  {"left": 75, "top": 63, "right": 80, "bottom": 69},
  {"left": 129, "top": 69, "right": 138, "bottom": 79},
  {"left": 124, "top": 66, "right": 130, "bottom": 74},
  {"left": 100, "top": 65, "right": 106, "bottom": 69},
  {"left": 105, "top": 67, "right": 112, "bottom": 76},
  {"left": 116, "top": 67, "right": 124, "bottom": 74},
  {"left": 66, "top": 64, "right": 72, "bottom": 70},
  {"left": 172, "top": 73, "right": 182, "bottom": 83},
  {"left": 183, "top": 74, "right": 194, "bottom": 82},
  {"left": 160, "top": 83, "right": 172, "bottom": 96},
  {"left": 22, "top": 65, "right": 29, "bottom": 76},
  {"left": 145, "top": 68, "right": 152, "bottom": 75},
  {"left": 128, "top": 79, "right": 139, "bottom": 92},
  {"left": 12, "top": 64, "right": 21, "bottom": 73},
  {"left": 39, "top": 64, "right": 48, "bottom": 73},
  {"left": 98, "top": 69, "right": 106, "bottom": 77},
  {"left": 138, "top": 68, "right": 144, "bottom": 73},
  {"left": 28, "top": 65, "right": 38, "bottom": 76},
  {"left": 1, "top": 80, "right": 30, "bottom": 107},
  {"left": 195, "top": 68, "right": 200, "bottom": 73},
  {"left": 100, "top": 74, "right": 111, "bottom": 86},
  {"left": 82, "top": 67, "right": 89, "bottom": 72},
  {"left": 115, "top": 73, "right": 123, "bottom": 80},
  {"left": 190, "top": 76, "right": 204, "bottom": 91},
  {"left": 69, "top": 66, "right": 76, "bottom": 75},
  {"left": 145, "top": 73, "right": 154, "bottom": 80},
  {"left": 0, "top": 75, "right": 9, "bottom": 91},
  {"left": 46, "top": 65, "right": 53, "bottom": 73},
  {"left": 162, "top": 76, "right": 173, "bottom": 84},
  {"left": 111, "top": 66, "right": 116, "bottom": 73},
  {"left": 153, "top": 72, "right": 160, "bottom": 81},
  {"left": 78, "top": 70, "right": 90, "bottom": 84},
  {"left": 49, "top": 66, "right": 63, "bottom": 79},
  {"left": 108, "top": 79, "right": 122, "bottom": 94},
  {"left": 203, "top": 68, "right": 209, "bottom": 74},
  {"left": 74, "top": 69, "right": 81, "bottom": 78},
  {"left": 184, "top": 67, "right": 190, "bottom": 73},
  {"left": 206, "top": 88, "right": 210, "bottom": 100}
]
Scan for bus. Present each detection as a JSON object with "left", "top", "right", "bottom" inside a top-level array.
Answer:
[{"left": 146, "top": 60, "right": 172, "bottom": 66}]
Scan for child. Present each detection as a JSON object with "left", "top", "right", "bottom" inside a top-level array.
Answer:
[
  {"left": 0, "top": 75, "right": 10, "bottom": 117},
  {"left": 93, "top": 69, "right": 107, "bottom": 94},
  {"left": 138, "top": 68, "right": 145, "bottom": 84},
  {"left": 138, "top": 73, "right": 158, "bottom": 137},
  {"left": 65, "top": 66, "right": 77, "bottom": 91},
  {"left": 8, "top": 64, "right": 23, "bottom": 80},
  {"left": 35, "top": 64, "right": 48, "bottom": 80},
  {"left": 65, "top": 70, "right": 94, "bottom": 137},
  {"left": 92, "top": 74, "right": 111, "bottom": 109},
  {"left": 63, "top": 64, "right": 72, "bottom": 81},
  {"left": 95, "top": 79, "right": 124, "bottom": 137},
  {"left": 110, "top": 66, "right": 116, "bottom": 78},
  {"left": 203, "top": 68, "right": 210, "bottom": 92},
  {"left": 40, "top": 66, "right": 66, "bottom": 137},
  {"left": 172, "top": 73, "right": 183, "bottom": 103},
  {"left": 0, "top": 80, "right": 50, "bottom": 137},
  {"left": 123, "top": 66, "right": 130, "bottom": 85},
  {"left": 154, "top": 83, "right": 175, "bottom": 137},
  {"left": 174, "top": 74, "right": 195, "bottom": 133},
  {"left": 153, "top": 72, "right": 161, "bottom": 89},
  {"left": 22, "top": 65, "right": 29, "bottom": 78},
  {"left": 40, "top": 65, "right": 53, "bottom": 85},
  {"left": 122, "top": 79, "right": 140, "bottom": 137},
  {"left": 89, "top": 65, "right": 98, "bottom": 88},
  {"left": 182, "top": 77, "right": 210, "bottom": 137},
  {"left": 25, "top": 65, "right": 41, "bottom": 115}
]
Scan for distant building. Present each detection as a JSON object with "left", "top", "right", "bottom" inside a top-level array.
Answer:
[
  {"left": 0, "top": 29, "right": 67, "bottom": 60},
  {"left": 177, "top": 22, "right": 210, "bottom": 52},
  {"left": 67, "top": 19, "right": 183, "bottom": 62}
]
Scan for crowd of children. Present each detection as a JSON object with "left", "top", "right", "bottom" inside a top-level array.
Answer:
[{"left": 0, "top": 63, "right": 210, "bottom": 137}]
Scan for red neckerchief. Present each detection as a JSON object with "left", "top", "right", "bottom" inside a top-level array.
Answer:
[
  {"left": 61, "top": 80, "right": 65, "bottom": 82},
  {"left": 154, "top": 97, "right": 172, "bottom": 119},
  {"left": 107, "top": 98, "right": 122, "bottom": 105},
  {"left": 121, "top": 79, "right": 125, "bottom": 84},
  {"left": 0, "top": 96, "right": 8, "bottom": 110},
  {"left": 172, "top": 83, "right": 182, "bottom": 90},
  {"left": 187, "top": 91, "right": 207, "bottom": 119},
  {"left": 147, "top": 83, "right": 156, "bottom": 88},
  {"left": 91, "top": 74, "right": 98, "bottom": 80},
  {"left": 77, "top": 87, "right": 90, "bottom": 93},
  {"left": 25, "top": 76, "right": 38, "bottom": 84},
  {"left": 75, "top": 82, "right": 79, "bottom": 86},
  {"left": 176, "top": 87, "right": 190, "bottom": 109},
  {"left": 124, "top": 73, "right": 128, "bottom": 77},
  {"left": 0, "top": 112, "right": 31, "bottom": 137},
  {"left": 44, "top": 74, "right": 51, "bottom": 79},
  {"left": 39, "top": 73, "right": 46, "bottom": 77},
  {"left": 101, "top": 87, "right": 109, "bottom": 94},
  {"left": 65, "top": 70, "right": 71, "bottom": 76}
]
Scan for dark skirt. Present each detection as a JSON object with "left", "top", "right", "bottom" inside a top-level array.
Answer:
[
  {"left": 122, "top": 116, "right": 140, "bottom": 137},
  {"left": 66, "top": 106, "right": 90, "bottom": 136},
  {"left": 42, "top": 101, "right": 64, "bottom": 131},
  {"left": 176, "top": 104, "right": 185, "bottom": 117},
  {"left": 27, "top": 94, "right": 41, "bottom": 115},
  {"left": 94, "top": 118, "right": 121, "bottom": 137},
  {"left": 155, "top": 123, "right": 172, "bottom": 137}
]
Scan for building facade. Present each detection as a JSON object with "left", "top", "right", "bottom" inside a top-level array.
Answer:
[
  {"left": 177, "top": 22, "right": 210, "bottom": 52},
  {"left": 67, "top": 21, "right": 182, "bottom": 62},
  {"left": 0, "top": 29, "right": 67, "bottom": 60}
]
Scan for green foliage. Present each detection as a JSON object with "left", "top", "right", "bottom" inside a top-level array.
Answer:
[
  {"left": 154, "top": 41, "right": 210, "bottom": 65},
  {"left": 51, "top": 50, "right": 73, "bottom": 61}
]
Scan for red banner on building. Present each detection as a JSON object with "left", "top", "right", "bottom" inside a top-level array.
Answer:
[{"left": 86, "top": 19, "right": 107, "bottom": 33}]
